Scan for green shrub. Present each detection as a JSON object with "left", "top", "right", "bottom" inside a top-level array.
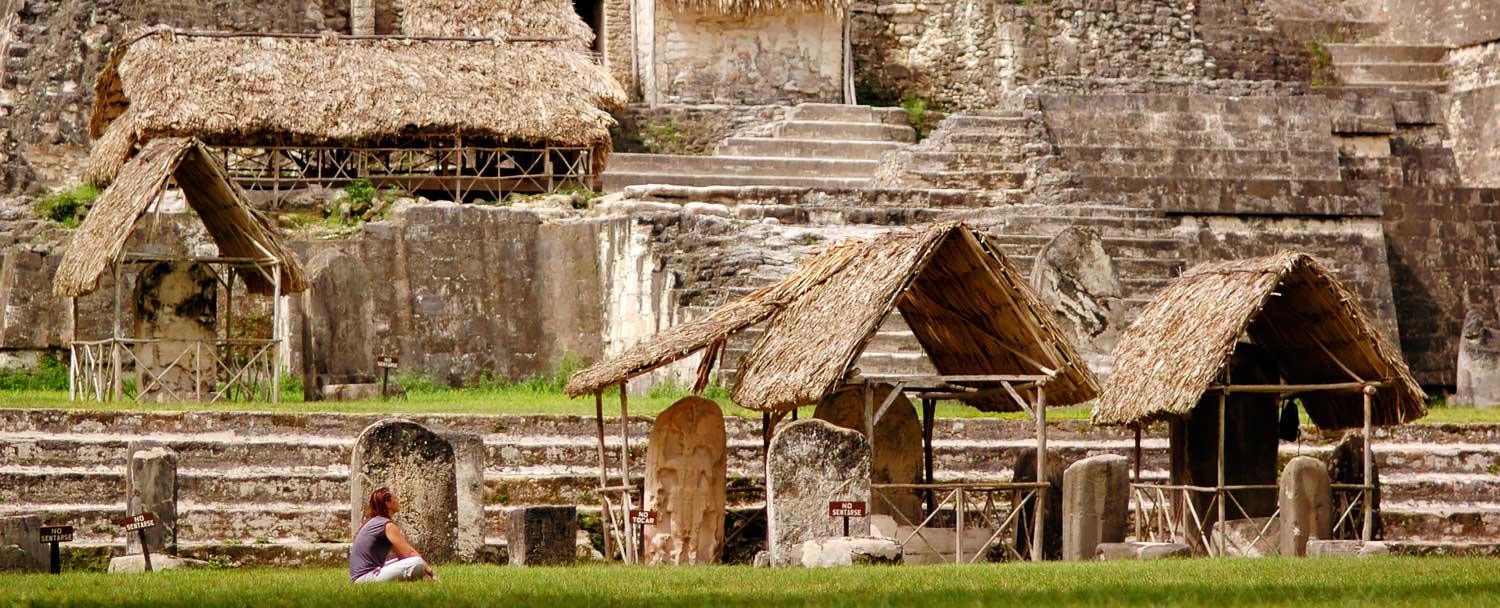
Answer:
[
  {"left": 1306, "top": 41, "right": 1339, "bottom": 86},
  {"left": 36, "top": 185, "right": 100, "bottom": 228},
  {"left": 0, "top": 355, "right": 70, "bottom": 391}
]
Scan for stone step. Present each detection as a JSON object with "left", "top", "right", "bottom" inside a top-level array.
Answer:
[
  {"left": 1041, "top": 94, "right": 1332, "bottom": 115},
  {"left": 902, "top": 169, "right": 1028, "bottom": 190},
  {"left": 1333, "top": 62, "right": 1447, "bottom": 85},
  {"left": 1050, "top": 129, "right": 1333, "bottom": 151},
  {"left": 715, "top": 137, "right": 904, "bottom": 161},
  {"left": 789, "top": 103, "right": 910, "bottom": 126},
  {"left": 1327, "top": 82, "right": 1448, "bottom": 93},
  {"left": 905, "top": 150, "right": 1029, "bottom": 167},
  {"left": 941, "top": 114, "right": 1032, "bottom": 131},
  {"left": 1058, "top": 146, "right": 1339, "bottom": 168},
  {"left": 985, "top": 234, "right": 1186, "bottom": 260},
  {"left": 608, "top": 153, "right": 879, "bottom": 178},
  {"left": 602, "top": 172, "right": 870, "bottom": 191},
  {"left": 941, "top": 132, "right": 1032, "bottom": 148},
  {"left": 1067, "top": 160, "right": 1340, "bottom": 181},
  {"left": 1382, "top": 473, "right": 1500, "bottom": 503},
  {"left": 773, "top": 120, "right": 916, "bottom": 143},
  {"left": 1383, "top": 503, "right": 1500, "bottom": 543},
  {"left": 1324, "top": 43, "right": 1449, "bottom": 65}
]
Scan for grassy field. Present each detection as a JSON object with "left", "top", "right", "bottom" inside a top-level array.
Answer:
[
  {"left": 1, "top": 559, "right": 1497, "bottom": 607},
  {"left": 3, "top": 386, "right": 1498, "bottom": 424}
]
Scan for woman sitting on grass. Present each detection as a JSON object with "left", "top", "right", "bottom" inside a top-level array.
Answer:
[{"left": 350, "top": 487, "right": 438, "bottom": 583}]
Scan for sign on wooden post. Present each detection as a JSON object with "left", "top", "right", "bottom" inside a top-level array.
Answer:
[
  {"left": 39, "top": 525, "right": 73, "bottom": 575},
  {"left": 828, "top": 501, "right": 867, "bottom": 537},
  {"left": 117, "top": 513, "right": 159, "bottom": 572},
  {"left": 376, "top": 355, "right": 399, "bottom": 398},
  {"left": 629, "top": 510, "right": 657, "bottom": 559}
]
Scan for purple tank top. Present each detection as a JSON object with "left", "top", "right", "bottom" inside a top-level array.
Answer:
[{"left": 349, "top": 516, "right": 392, "bottom": 580}]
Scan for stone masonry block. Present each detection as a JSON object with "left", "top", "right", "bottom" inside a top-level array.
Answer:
[
  {"left": 1062, "top": 455, "right": 1129, "bottom": 561},
  {"left": 506, "top": 506, "right": 577, "bottom": 566}
]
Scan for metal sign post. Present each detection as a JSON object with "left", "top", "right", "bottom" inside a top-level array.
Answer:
[
  {"left": 828, "top": 501, "right": 867, "bottom": 537},
  {"left": 118, "top": 513, "right": 159, "bottom": 572},
  {"left": 39, "top": 525, "right": 73, "bottom": 574},
  {"left": 376, "top": 355, "right": 399, "bottom": 398},
  {"left": 629, "top": 510, "right": 657, "bottom": 561}
]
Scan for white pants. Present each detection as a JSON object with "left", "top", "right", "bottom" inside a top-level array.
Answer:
[{"left": 354, "top": 556, "right": 429, "bottom": 583}]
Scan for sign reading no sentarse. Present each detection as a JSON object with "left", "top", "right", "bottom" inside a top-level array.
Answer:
[
  {"left": 828, "top": 501, "right": 867, "bottom": 518},
  {"left": 118, "top": 512, "right": 158, "bottom": 532},
  {"left": 39, "top": 525, "right": 74, "bottom": 544}
]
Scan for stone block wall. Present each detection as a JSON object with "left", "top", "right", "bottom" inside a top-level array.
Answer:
[
  {"left": 850, "top": 0, "right": 1308, "bottom": 110},
  {"left": 1382, "top": 187, "right": 1500, "bottom": 385},
  {"left": 1382, "top": 0, "right": 1500, "bottom": 46},
  {"left": 604, "top": 0, "right": 634, "bottom": 95},
  {"left": 1446, "top": 41, "right": 1500, "bottom": 187},
  {"left": 649, "top": 4, "right": 842, "bottom": 104}
]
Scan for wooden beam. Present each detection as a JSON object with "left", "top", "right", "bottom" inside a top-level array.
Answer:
[{"left": 1206, "top": 381, "right": 1385, "bottom": 394}]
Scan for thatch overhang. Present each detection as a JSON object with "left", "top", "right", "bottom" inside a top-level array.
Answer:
[
  {"left": 1091, "top": 252, "right": 1426, "bottom": 430},
  {"left": 664, "top": 0, "right": 849, "bottom": 15},
  {"left": 54, "top": 138, "right": 309, "bottom": 298},
  {"left": 86, "top": 29, "right": 627, "bottom": 184},
  {"left": 402, "top": 0, "right": 595, "bottom": 48},
  {"left": 566, "top": 223, "right": 1100, "bottom": 412}
]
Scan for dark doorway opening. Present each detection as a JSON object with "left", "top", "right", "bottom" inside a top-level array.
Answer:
[{"left": 574, "top": 0, "right": 605, "bottom": 54}]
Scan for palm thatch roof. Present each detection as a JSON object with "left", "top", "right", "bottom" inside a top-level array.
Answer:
[
  {"left": 55, "top": 138, "right": 308, "bottom": 298},
  {"left": 665, "top": 0, "right": 849, "bottom": 15},
  {"left": 402, "top": 0, "right": 595, "bottom": 48},
  {"left": 1092, "top": 252, "right": 1426, "bottom": 430},
  {"left": 86, "top": 29, "right": 626, "bottom": 184},
  {"left": 566, "top": 223, "right": 1100, "bottom": 412}
]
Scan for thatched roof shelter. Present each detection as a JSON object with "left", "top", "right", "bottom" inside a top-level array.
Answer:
[
  {"left": 55, "top": 138, "right": 308, "bottom": 298},
  {"left": 86, "top": 29, "right": 627, "bottom": 185},
  {"left": 666, "top": 0, "right": 850, "bottom": 15},
  {"left": 566, "top": 222, "right": 1100, "bottom": 412},
  {"left": 1092, "top": 252, "right": 1426, "bottom": 430},
  {"left": 402, "top": 0, "right": 595, "bottom": 47}
]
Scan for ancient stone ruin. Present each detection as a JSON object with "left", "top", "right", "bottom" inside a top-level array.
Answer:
[
  {"left": 766, "top": 420, "right": 872, "bottom": 567},
  {"left": 642, "top": 396, "right": 727, "bottom": 566},
  {"left": 350, "top": 419, "right": 459, "bottom": 564},
  {"left": 813, "top": 383, "right": 924, "bottom": 525}
]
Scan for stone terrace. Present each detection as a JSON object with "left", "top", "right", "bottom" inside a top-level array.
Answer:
[{"left": 1, "top": 409, "right": 1495, "bottom": 566}]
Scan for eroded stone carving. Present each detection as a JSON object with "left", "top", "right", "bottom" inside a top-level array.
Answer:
[
  {"left": 766, "top": 419, "right": 871, "bottom": 566},
  {"left": 643, "top": 396, "right": 727, "bottom": 565},
  {"left": 350, "top": 419, "right": 457, "bottom": 563},
  {"left": 131, "top": 261, "right": 216, "bottom": 402}
]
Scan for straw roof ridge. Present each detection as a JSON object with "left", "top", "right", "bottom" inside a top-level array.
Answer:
[
  {"left": 55, "top": 138, "right": 308, "bottom": 298},
  {"left": 568, "top": 223, "right": 1101, "bottom": 413},
  {"left": 1091, "top": 251, "right": 1426, "bottom": 430},
  {"left": 87, "top": 28, "right": 626, "bottom": 184}
]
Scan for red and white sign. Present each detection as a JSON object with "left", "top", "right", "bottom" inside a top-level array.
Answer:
[
  {"left": 118, "top": 513, "right": 158, "bottom": 532},
  {"left": 828, "top": 501, "right": 867, "bottom": 518},
  {"left": 629, "top": 509, "right": 658, "bottom": 526}
]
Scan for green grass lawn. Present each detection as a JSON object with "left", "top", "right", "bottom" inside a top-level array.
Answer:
[
  {"left": 1, "top": 559, "right": 1497, "bottom": 607},
  {"left": 3, "top": 386, "right": 1497, "bottom": 424}
]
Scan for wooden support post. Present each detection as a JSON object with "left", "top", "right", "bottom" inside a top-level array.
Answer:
[
  {"left": 618, "top": 382, "right": 633, "bottom": 563},
  {"left": 1133, "top": 425, "right": 1143, "bottom": 484},
  {"left": 225, "top": 269, "right": 234, "bottom": 399},
  {"left": 271, "top": 264, "right": 281, "bottom": 404},
  {"left": 593, "top": 391, "right": 614, "bottom": 561},
  {"left": 111, "top": 260, "right": 123, "bottom": 402},
  {"left": 1216, "top": 385, "right": 1227, "bottom": 557},
  {"left": 1362, "top": 386, "right": 1375, "bottom": 543},
  {"left": 955, "top": 487, "right": 964, "bottom": 564},
  {"left": 1032, "top": 383, "right": 1047, "bottom": 562},
  {"left": 922, "top": 398, "right": 936, "bottom": 514},
  {"left": 762, "top": 410, "right": 772, "bottom": 555},
  {"left": 863, "top": 383, "right": 875, "bottom": 466},
  {"left": 68, "top": 297, "right": 77, "bottom": 401}
]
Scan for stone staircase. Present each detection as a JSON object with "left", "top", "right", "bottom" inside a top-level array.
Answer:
[
  {"left": 871, "top": 110, "right": 1050, "bottom": 197},
  {"left": 603, "top": 103, "right": 915, "bottom": 191},
  {"left": 1, "top": 409, "right": 1494, "bottom": 566},
  {"left": 1325, "top": 44, "right": 1450, "bottom": 93}
]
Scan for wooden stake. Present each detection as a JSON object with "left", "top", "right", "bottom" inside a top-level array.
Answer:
[
  {"left": 619, "top": 382, "right": 633, "bottom": 563},
  {"left": 1133, "top": 425, "right": 1143, "bottom": 484},
  {"left": 111, "top": 260, "right": 123, "bottom": 402},
  {"left": 1032, "top": 383, "right": 1047, "bottom": 562},
  {"left": 593, "top": 391, "right": 613, "bottom": 560},
  {"left": 1362, "top": 386, "right": 1375, "bottom": 543},
  {"left": 1216, "top": 381, "right": 1227, "bottom": 557},
  {"left": 922, "top": 398, "right": 936, "bottom": 514}
]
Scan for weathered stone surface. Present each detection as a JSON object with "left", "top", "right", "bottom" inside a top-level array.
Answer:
[
  {"left": 1279, "top": 456, "right": 1332, "bottom": 556},
  {"left": 506, "top": 506, "right": 577, "bottom": 566},
  {"left": 1062, "top": 454, "right": 1128, "bottom": 561},
  {"left": 643, "top": 396, "right": 727, "bottom": 565},
  {"left": 1031, "top": 227, "right": 1123, "bottom": 361},
  {"left": 1013, "top": 449, "right": 1065, "bottom": 560},
  {"left": 350, "top": 419, "right": 457, "bottom": 563},
  {"left": 1097, "top": 542, "right": 1192, "bottom": 560},
  {"left": 0, "top": 515, "right": 45, "bottom": 573},
  {"left": 450, "top": 434, "right": 486, "bottom": 563},
  {"left": 131, "top": 261, "right": 216, "bottom": 402},
  {"left": 651, "top": 7, "right": 842, "bottom": 104},
  {"left": 767, "top": 419, "right": 872, "bottom": 566},
  {"left": 814, "top": 383, "right": 923, "bottom": 525},
  {"left": 107, "top": 554, "right": 210, "bottom": 573},
  {"left": 796, "top": 537, "right": 902, "bottom": 567},
  {"left": 302, "top": 250, "right": 373, "bottom": 388},
  {"left": 1215, "top": 516, "right": 1281, "bottom": 557},
  {"left": 1307, "top": 540, "right": 1391, "bottom": 558},
  {"left": 1455, "top": 302, "right": 1500, "bottom": 407},
  {"left": 126, "top": 445, "right": 178, "bottom": 555}
]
